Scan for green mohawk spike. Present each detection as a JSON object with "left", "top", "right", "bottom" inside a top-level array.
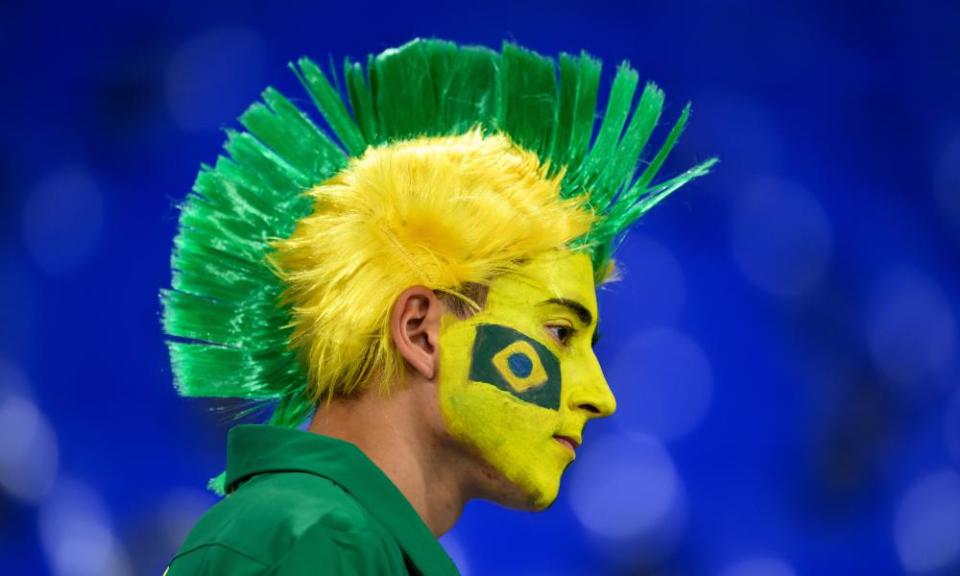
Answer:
[{"left": 162, "top": 38, "right": 716, "bottom": 458}]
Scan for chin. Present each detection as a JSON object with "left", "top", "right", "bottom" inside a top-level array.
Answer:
[
  {"left": 512, "top": 473, "right": 563, "bottom": 511},
  {"left": 527, "top": 492, "right": 559, "bottom": 511},
  {"left": 465, "top": 441, "right": 568, "bottom": 511},
  {"left": 480, "top": 468, "right": 562, "bottom": 511}
]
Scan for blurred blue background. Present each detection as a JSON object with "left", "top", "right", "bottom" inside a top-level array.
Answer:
[{"left": 3, "top": 0, "right": 960, "bottom": 574}]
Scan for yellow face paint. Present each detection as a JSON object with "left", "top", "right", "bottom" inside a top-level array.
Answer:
[{"left": 438, "top": 251, "right": 616, "bottom": 509}]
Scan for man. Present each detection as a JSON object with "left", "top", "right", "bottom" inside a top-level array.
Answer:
[{"left": 161, "top": 38, "right": 714, "bottom": 575}]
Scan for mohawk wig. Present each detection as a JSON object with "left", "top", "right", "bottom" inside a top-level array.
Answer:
[{"left": 162, "top": 38, "right": 715, "bottom": 439}]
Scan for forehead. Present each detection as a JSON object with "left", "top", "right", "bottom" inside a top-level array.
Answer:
[{"left": 484, "top": 251, "right": 598, "bottom": 317}]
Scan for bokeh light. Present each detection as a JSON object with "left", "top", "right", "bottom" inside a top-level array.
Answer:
[
  {"left": 157, "top": 489, "right": 218, "bottom": 554},
  {"left": 0, "top": 356, "right": 31, "bottom": 397},
  {"left": 866, "top": 268, "right": 957, "bottom": 388},
  {"left": 0, "top": 393, "right": 59, "bottom": 503},
  {"left": 121, "top": 488, "right": 219, "bottom": 574},
  {"left": 608, "top": 328, "right": 713, "bottom": 441},
  {"left": 165, "top": 27, "right": 267, "bottom": 133},
  {"left": 38, "top": 479, "right": 132, "bottom": 576},
  {"left": 894, "top": 470, "right": 960, "bottom": 574},
  {"left": 569, "top": 433, "right": 685, "bottom": 554},
  {"left": 719, "top": 555, "right": 797, "bottom": 576},
  {"left": 439, "top": 533, "right": 471, "bottom": 576},
  {"left": 730, "top": 177, "right": 832, "bottom": 298},
  {"left": 20, "top": 166, "right": 103, "bottom": 277}
]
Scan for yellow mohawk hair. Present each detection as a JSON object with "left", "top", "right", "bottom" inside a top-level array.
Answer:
[{"left": 267, "top": 131, "right": 594, "bottom": 401}]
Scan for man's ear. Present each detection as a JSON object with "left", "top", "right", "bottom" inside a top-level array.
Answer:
[{"left": 390, "top": 286, "right": 443, "bottom": 381}]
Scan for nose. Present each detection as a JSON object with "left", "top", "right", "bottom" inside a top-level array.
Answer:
[{"left": 566, "top": 352, "right": 616, "bottom": 419}]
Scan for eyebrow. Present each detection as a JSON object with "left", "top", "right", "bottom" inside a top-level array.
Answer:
[{"left": 542, "top": 298, "right": 593, "bottom": 326}]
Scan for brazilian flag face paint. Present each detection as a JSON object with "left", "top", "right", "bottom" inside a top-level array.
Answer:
[
  {"left": 469, "top": 324, "right": 562, "bottom": 410},
  {"left": 437, "top": 251, "right": 616, "bottom": 510}
]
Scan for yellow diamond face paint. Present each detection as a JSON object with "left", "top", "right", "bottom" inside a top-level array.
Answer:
[
  {"left": 472, "top": 324, "right": 560, "bottom": 408},
  {"left": 437, "top": 251, "right": 617, "bottom": 509},
  {"left": 490, "top": 339, "right": 550, "bottom": 394}
]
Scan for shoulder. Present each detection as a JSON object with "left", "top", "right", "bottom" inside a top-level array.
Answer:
[
  {"left": 167, "top": 471, "right": 404, "bottom": 574},
  {"left": 165, "top": 542, "right": 269, "bottom": 576}
]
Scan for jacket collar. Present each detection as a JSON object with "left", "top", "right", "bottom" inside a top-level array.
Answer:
[{"left": 225, "top": 424, "right": 458, "bottom": 575}]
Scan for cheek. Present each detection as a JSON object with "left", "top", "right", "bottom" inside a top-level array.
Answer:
[
  {"left": 438, "top": 323, "right": 569, "bottom": 505},
  {"left": 442, "top": 381, "right": 555, "bottom": 452},
  {"left": 441, "top": 382, "right": 567, "bottom": 506}
]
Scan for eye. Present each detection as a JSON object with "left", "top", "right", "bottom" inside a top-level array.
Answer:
[{"left": 545, "top": 324, "right": 576, "bottom": 345}]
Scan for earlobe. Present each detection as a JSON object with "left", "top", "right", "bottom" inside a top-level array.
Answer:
[{"left": 390, "top": 286, "right": 443, "bottom": 381}]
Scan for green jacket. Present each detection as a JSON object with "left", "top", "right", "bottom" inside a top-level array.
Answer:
[{"left": 166, "top": 425, "right": 460, "bottom": 575}]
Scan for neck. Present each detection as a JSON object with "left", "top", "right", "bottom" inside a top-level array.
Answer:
[{"left": 307, "top": 380, "right": 467, "bottom": 536}]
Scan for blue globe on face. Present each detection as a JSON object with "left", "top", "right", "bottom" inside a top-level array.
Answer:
[{"left": 508, "top": 352, "right": 534, "bottom": 378}]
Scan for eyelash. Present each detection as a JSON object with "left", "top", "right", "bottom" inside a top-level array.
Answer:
[{"left": 546, "top": 324, "right": 576, "bottom": 345}]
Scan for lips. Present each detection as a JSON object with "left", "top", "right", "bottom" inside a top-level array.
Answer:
[{"left": 553, "top": 434, "right": 581, "bottom": 454}]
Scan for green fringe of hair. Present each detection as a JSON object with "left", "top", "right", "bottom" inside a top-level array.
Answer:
[{"left": 161, "top": 38, "right": 716, "bottom": 491}]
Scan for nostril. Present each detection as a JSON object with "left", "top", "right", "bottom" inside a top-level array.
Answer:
[{"left": 579, "top": 403, "right": 601, "bottom": 414}]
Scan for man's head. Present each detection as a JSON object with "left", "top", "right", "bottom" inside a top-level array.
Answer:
[
  {"left": 435, "top": 250, "right": 615, "bottom": 509},
  {"left": 265, "top": 132, "right": 594, "bottom": 405},
  {"left": 160, "top": 38, "right": 714, "bottom": 495},
  {"left": 386, "top": 250, "right": 614, "bottom": 510}
]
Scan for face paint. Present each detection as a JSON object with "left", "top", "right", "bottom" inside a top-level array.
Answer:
[
  {"left": 469, "top": 324, "right": 562, "bottom": 410},
  {"left": 437, "top": 251, "right": 616, "bottom": 509}
]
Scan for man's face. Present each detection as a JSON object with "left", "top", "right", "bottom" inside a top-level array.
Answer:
[{"left": 437, "top": 251, "right": 616, "bottom": 509}]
